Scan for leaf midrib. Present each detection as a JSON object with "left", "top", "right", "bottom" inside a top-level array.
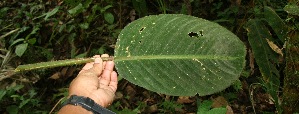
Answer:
[{"left": 114, "top": 55, "right": 241, "bottom": 61}]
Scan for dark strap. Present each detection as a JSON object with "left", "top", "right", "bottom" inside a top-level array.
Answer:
[{"left": 62, "top": 95, "right": 115, "bottom": 114}]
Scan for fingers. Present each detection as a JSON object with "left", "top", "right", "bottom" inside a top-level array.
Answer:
[
  {"left": 101, "top": 54, "right": 109, "bottom": 68},
  {"left": 99, "top": 61, "right": 115, "bottom": 86},
  {"left": 79, "top": 55, "right": 103, "bottom": 75},
  {"left": 91, "top": 55, "right": 103, "bottom": 76},
  {"left": 109, "top": 71, "right": 118, "bottom": 92}
]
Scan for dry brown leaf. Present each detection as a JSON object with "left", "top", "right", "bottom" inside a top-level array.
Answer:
[
  {"left": 212, "top": 96, "right": 228, "bottom": 108},
  {"left": 114, "top": 91, "right": 123, "bottom": 100},
  {"left": 125, "top": 85, "right": 136, "bottom": 98},
  {"left": 249, "top": 49, "right": 255, "bottom": 75},
  {"left": 145, "top": 104, "right": 158, "bottom": 113},
  {"left": 66, "top": 67, "right": 76, "bottom": 78},
  {"left": 266, "top": 38, "right": 283, "bottom": 56},
  {"left": 61, "top": 67, "right": 68, "bottom": 76},
  {"left": 177, "top": 96, "right": 195, "bottom": 104},
  {"left": 226, "top": 105, "right": 234, "bottom": 114},
  {"left": 49, "top": 72, "right": 61, "bottom": 80}
]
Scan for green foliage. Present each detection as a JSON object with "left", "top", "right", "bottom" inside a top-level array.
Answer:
[
  {"left": 157, "top": 0, "right": 167, "bottom": 14},
  {"left": 159, "top": 99, "right": 183, "bottom": 113},
  {"left": 264, "top": 6, "right": 288, "bottom": 42},
  {"left": 132, "top": 0, "right": 148, "bottom": 17},
  {"left": 115, "top": 14, "right": 246, "bottom": 96},
  {"left": 284, "top": 3, "right": 299, "bottom": 16},
  {"left": 104, "top": 12, "right": 115, "bottom": 24},
  {"left": 244, "top": 5, "right": 289, "bottom": 113},
  {"left": 197, "top": 100, "right": 226, "bottom": 114},
  {"left": 109, "top": 101, "right": 144, "bottom": 113},
  {"left": 0, "top": 0, "right": 120, "bottom": 113},
  {"left": 246, "top": 18, "right": 282, "bottom": 114},
  {"left": 0, "top": 84, "right": 44, "bottom": 114}
]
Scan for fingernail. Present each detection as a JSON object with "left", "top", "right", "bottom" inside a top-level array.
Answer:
[{"left": 94, "top": 58, "right": 101, "bottom": 64}]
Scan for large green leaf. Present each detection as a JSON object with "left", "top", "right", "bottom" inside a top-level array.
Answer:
[
  {"left": 114, "top": 14, "right": 246, "bottom": 96},
  {"left": 264, "top": 6, "right": 288, "bottom": 42},
  {"left": 245, "top": 19, "right": 280, "bottom": 110},
  {"left": 245, "top": 19, "right": 280, "bottom": 84}
]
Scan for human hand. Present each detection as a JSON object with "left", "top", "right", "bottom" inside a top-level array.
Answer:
[{"left": 68, "top": 54, "right": 118, "bottom": 107}]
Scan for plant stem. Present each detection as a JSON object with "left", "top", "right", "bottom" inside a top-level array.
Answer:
[{"left": 14, "top": 57, "right": 114, "bottom": 73}]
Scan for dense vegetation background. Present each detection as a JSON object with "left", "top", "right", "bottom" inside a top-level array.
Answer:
[{"left": 0, "top": 0, "right": 298, "bottom": 113}]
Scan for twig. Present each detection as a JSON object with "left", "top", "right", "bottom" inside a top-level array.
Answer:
[
  {"left": 249, "top": 83, "right": 263, "bottom": 114},
  {"left": 0, "top": 70, "right": 16, "bottom": 81},
  {"left": 49, "top": 97, "right": 65, "bottom": 114}
]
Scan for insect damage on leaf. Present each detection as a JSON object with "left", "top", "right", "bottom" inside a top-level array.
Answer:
[
  {"left": 139, "top": 27, "right": 145, "bottom": 32},
  {"left": 188, "top": 30, "right": 203, "bottom": 38},
  {"left": 125, "top": 46, "right": 131, "bottom": 57}
]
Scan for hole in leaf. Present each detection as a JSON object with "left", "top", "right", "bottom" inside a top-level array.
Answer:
[
  {"left": 139, "top": 27, "right": 145, "bottom": 32},
  {"left": 188, "top": 32, "right": 198, "bottom": 37},
  {"left": 188, "top": 31, "right": 204, "bottom": 38},
  {"left": 139, "top": 41, "right": 142, "bottom": 44},
  {"left": 199, "top": 30, "right": 203, "bottom": 36}
]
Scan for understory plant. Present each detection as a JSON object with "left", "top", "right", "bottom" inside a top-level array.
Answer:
[{"left": 244, "top": 1, "right": 299, "bottom": 113}]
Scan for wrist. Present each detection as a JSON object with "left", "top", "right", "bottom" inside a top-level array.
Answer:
[
  {"left": 68, "top": 93, "right": 105, "bottom": 107},
  {"left": 61, "top": 95, "right": 115, "bottom": 114},
  {"left": 59, "top": 104, "right": 92, "bottom": 114},
  {"left": 87, "top": 94, "right": 105, "bottom": 107}
]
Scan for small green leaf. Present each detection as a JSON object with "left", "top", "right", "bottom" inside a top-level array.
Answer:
[
  {"left": 68, "top": 3, "right": 84, "bottom": 15},
  {"left": 79, "top": 23, "right": 89, "bottom": 29},
  {"left": 27, "top": 38, "right": 36, "bottom": 45},
  {"left": 98, "top": 46, "right": 105, "bottom": 54},
  {"left": 83, "top": 0, "right": 92, "bottom": 8},
  {"left": 15, "top": 43, "right": 28, "bottom": 57},
  {"left": 284, "top": 4, "right": 299, "bottom": 16},
  {"left": 197, "top": 100, "right": 212, "bottom": 113},
  {"left": 10, "top": 95, "right": 20, "bottom": 98},
  {"left": 28, "top": 89, "right": 37, "bottom": 98},
  {"left": 0, "top": 90, "right": 6, "bottom": 101},
  {"left": 11, "top": 27, "right": 29, "bottom": 41},
  {"left": 208, "top": 107, "right": 227, "bottom": 114},
  {"left": 104, "top": 12, "right": 114, "bottom": 24},
  {"left": 100, "top": 5, "right": 113, "bottom": 13},
  {"left": 59, "top": 24, "right": 66, "bottom": 33},
  {"left": 44, "top": 6, "right": 60, "bottom": 20},
  {"left": 19, "top": 99, "right": 30, "bottom": 108},
  {"left": 67, "top": 25, "right": 76, "bottom": 32},
  {"left": 25, "top": 26, "right": 40, "bottom": 40},
  {"left": 232, "top": 79, "right": 242, "bottom": 91},
  {"left": 0, "top": 7, "right": 9, "bottom": 18},
  {"left": 10, "top": 38, "right": 24, "bottom": 47},
  {"left": 8, "top": 84, "right": 24, "bottom": 91},
  {"left": 6, "top": 105, "right": 18, "bottom": 114},
  {"left": 107, "top": 24, "right": 117, "bottom": 30}
]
